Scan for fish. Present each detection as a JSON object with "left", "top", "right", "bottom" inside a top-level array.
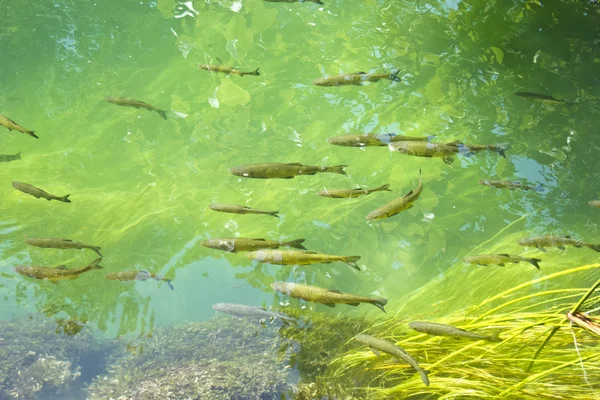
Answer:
[
  {"left": 212, "top": 303, "right": 294, "bottom": 322},
  {"left": 355, "top": 334, "right": 429, "bottom": 386},
  {"left": 366, "top": 170, "right": 422, "bottom": 221},
  {"left": 389, "top": 141, "right": 460, "bottom": 164},
  {"left": 463, "top": 254, "right": 541, "bottom": 269},
  {"left": 201, "top": 237, "right": 306, "bottom": 252},
  {"left": 15, "top": 258, "right": 103, "bottom": 283},
  {"left": 12, "top": 181, "right": 71, "bottom": 203},
  {"left": 0, "top": 115, "right": 38, "bottom": 138},
  {"left": 247, "top": 249, "right": 361, "bottom": 271},
  {"left": 318, "top": 184, "right": 391, "bottom": 198},
  {"left": 198, "top": 64, "right": 260, "bottom": 76},
  {"left": 479, "top": 180, "right": 542, "bottom": 191},
  {"left": 455, "top": 142, "right": 509, "bottom": 158},
  {"left": 589, "top": 200, "right": 600, "bottom": 208},
  {"left": 313, "top": 70, "right": 400, "bottom": 86},
  {"left": 515, "top": 92, "right": 569, "bottom": 104},
  {"left": 408, "top": 321, "right": 501, "bottom": 342},
  {"left": 104, "top": 270, "right": 174, "bottom": 290},
  {"left": 229, "top": 163, "right": 347, "bottom": 179},
  {"left": 0, "top": 152, "right": 21, "bottom": 163},
  {"left": 105, "top": 96, "right": 167, "bottom": 120},
  {"left": 264, "top": 0, "right": 323, "bottom": 4},
  {"left": 209, "top": 204, "right": 279, "bottom": 218},
  {"left": 271, "top": 282, "right": 387, "bottom": 312},
  {"left": 517, "top": 235, "right": 600, "bottom": 252},
  {"left": 25, "top": 237, "right": 102, "bottom": 257},
  {"left": 327, "top": 133, "right": 435, "bottom": 147}
]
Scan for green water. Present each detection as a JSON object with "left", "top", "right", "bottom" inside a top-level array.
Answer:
[{"left": 1, "top": 0, "right": 600, "bottom": 396}]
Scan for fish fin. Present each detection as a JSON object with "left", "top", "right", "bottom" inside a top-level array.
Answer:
[
  {"left": 327, "top": 289, "right": 343, "bottom": 294},
  {"left": 165, "top": 279, "right": 174, "bottom": 291},
  {"left": 87, "top": 258, "right": 103, "bottom": 270},
  {"left": 379, "top": 184, "right": 392, "bottom": 192},
  {"left": 156, "top": 110, "right": 168, "bottom": 120},
  {"left": 403, "top": 190, "right": 414, "bottom": 198},
  {"left": 90, "top": 246, "right": 103, "bottom": 257},
  {"left": 534, "top": 184, "right": 544, "bottom": 192},
  {"left": 511, "top": 181, "right": 522, "bottom": 185},
  {"left": 389, "top": 69, "right": 401, "bottom": 82},
  {"left": 325, "top": 165, "right": 347, "bottom": 175},
  {"left": 215, "top": 57, "right": 223, "bottom": 65},
  {"left": 419, "top": 370, "right": 431, "bottom": 386},
  {"left": 495, "top": 143, "right": 510, "bottom": 158},
  {"left": 370, "top": 348, "right": 381, "bottom": 356},
  {"left": 562, "top": 235, "right": 571, "bottom": 239},
  {"left": 498, "top": 264, "right": 505, "bottom": 267},
  {"left": 268, "top": 211, "right": 280, "bottom": 218},
  {"left": 557, "top": 245, "right": 565, "bottom": 250},
  {"left": 446, "top": 140, "right": 463, "bottom": 145},
  {"left": 59, "top": 239, "right": 74, "bottom": 242},
  {"left": 425, "top": 135, "right": 436, "bottom": 142},
  {"left": 287, "top": 163, "right": 303, "bottom": 166},
  {"left": 250, "top": 238, "right": 266, "bottom": 241},
  {"left": 315, "top": 0, "right": 324, "bottom": 4},
  {"left": 281, "top": 176, "right": 295, "bottom": 179},
  {"left": 586, "top": 244, "right": 600, "bottom": 252},
  {"left": 372, "top": 301, "right": 386, "bottom": 313},
  {"left": 346, "top": 303, "right": 360, "bottom": 307},
  {"left": 487, "top": 330, "right": 503, "bottom": 343},
  {"left": 27, "top": 131, "right": 39, "bottom": 139},
  {"left": 344, "top": 256, "right": 361, "bottom": 271},
  {"left": 287, "top": 239, "right": 307, "bottom": 250},
  {"left": 352, "top": 71, "right": 367, "bottom": 75},
  {"left": 59, "top": 194, "right": 71, "bottom": 203},
  {"left": 249, "top": 67, "right": 260, "bottom": 76},
  {"left": 54, "top": 265, "right": 68, "bottom": 270},
  {"left": 304, "top": 251, "right": 318, "bottom": 254},
  {"left": 140, "top": 270, "right": 150, "bottom": 274},
  {"left": 323, "top": 303, "right": 336, "bottom": 308},
  {"left": 15, "top": 151, "right": 22, "bottom": 159},
  {"left": 498, "top": 253, "right": 511, "bottom": 257},
  {"left": 528, "top": 258, "right": 542, "bottom": 270},
  {"left": 442, "top": 155, "right": 454, "bottom": 165}
]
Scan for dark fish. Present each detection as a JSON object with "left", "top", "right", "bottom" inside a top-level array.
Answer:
[
  {"left": 355, "top": 334, "right": 429, "bottom": 386},
  {"left": 201, "top": 237, "right": 306, "bottom": 252},
  {"left": 209, "top": 204, "right": 279, "bottom": 218},
  {"left": 318, "top": 184, "right": 391, "bottom": 198},
  {"left": 327, "top": 133, "right": 435, "bottom": 147},
  {"left": 479, "top": 180, "right": 542, "bottom": 191},
  {"left": 463, "top": 254, "right": 541, "bottom": 269},
  {"left": 104, "top": 270, "right": 174, "bottom": 290},
  {"left": 313, "top": 70, "right": 400, "bottom": 86},
  {"left": 15, "top": 258, "right": 103, "bottom": 283},
  {"left": 409, "top": 321, "right": 501, "bottom": 342},
  {"left": 0, "top": 115, "right": 38, "bottom": 138},
  {"left": 230, "top": 163, "right": 346, "bottom": 179},
  {"left": 212, "top": 303, "right": 294, "bottom": 322},
  {"left": 515, "top": 92, "right": 569, "bottom": 104},
  {"left": 12, "top": 181, "right": 71, "bottom": 203},
  {"left": 198, "top": 64, "right": 260, "bottom": 76},
  {"left": 366, "top": 170, "right": 422, "bottom": 220},
  {"left": 0, "top": 152, "right": 21, "bottom": 163},
  {"left": 517, "top": 235, "right": 600, "bottom": 252},
  {"left": 25, "top": 237, "right": 102, "bottom": 256},
  {"left": 247, "top": 249, "right": 361, "bottom": 271},
  {"left": 105, "top": 96, "right": 167, "bottom": 120}
]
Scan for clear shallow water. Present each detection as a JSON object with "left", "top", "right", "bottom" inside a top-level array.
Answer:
[{"left": 1, "top": 0, "right": 600, "bottom": 396}]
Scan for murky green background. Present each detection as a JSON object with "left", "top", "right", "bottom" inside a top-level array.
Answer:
[{"left": 1, "top": 0, "right": 599, "bottom": 370}]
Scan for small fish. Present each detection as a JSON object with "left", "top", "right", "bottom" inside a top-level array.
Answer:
[
  {"left": 409, "top": 321, "right": 501, "bottom": 342},
  {"left": 455, "top": 142, "right": 509, "bottom": 158},
  {"left": 0, "top": 115, "right": 38, "bottom": 138},
  {"left": 12, "top": 181, "right": 71, "bottom": 203},
  {"left": 0, "top": 152, "right": 21, "bottom": 163},
  {"left": 25, "top": 237, "right": 102, "bottom": 257},
  {"left": 463, "top": 254, "right": 541, "bottom": 269},
  {"left": 198, "top": 64, "right": 260, "bottom": 76},
  {"left": 589, "top": 200, "right": 600, "bottom": 209},
  {"left": 366, "top": 170, "right": 422, "bottom": 221},
  {"left": 515, "top": 92, "right": 569, "bottom": 104},
  {"left": 479, "top": 180, "right": 542, "bottom": 191},
  {"left": 517, "top": 235, "right": 600, "bottom": 252},
  {"left": 104, "top": 270, "right": 174, "bottom": 290},
  {"left": 389, "top": 141, "right": 460, "bottom": 165},
  {"left": 327, "top": 133, "right": 435, "bottom": 147},
  {"left": 247, "top": 249, "right": 361, "bottom": 271},
  {"left": 15, "top": 258, "right": 103, "bottom": 283},
  {"left": 212, "top": 303, "right": 294, "bottom": 322},
  {"left": 355, "top": 334, "right": 429, "bottom": 386},
  {"left": 271, "top": 281, "right": 387, "bottom": 312},
  {"left": 264, "top": 0, "right": 323, "bottom": 4},
  {"left": 230, "top": 163, "right": 346, "bottom": 179},
  {"left": 318, "top": 184, "right": 391, "bottom": 198},
  {"left": 313, "top": 70, "right": 400, "bottom": 87},
  {"left": 105, "top": 96, "right": 167, "bottom": 120},
  {"left": 201, "top": 237, "right": 306, "bottom": 252},
  {"left": 209, "top": 204, "right": 279, "bottom": 218}
]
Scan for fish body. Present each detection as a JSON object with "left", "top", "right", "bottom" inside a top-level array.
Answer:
[
  {"left": 515, "top": 92, "right": 566, "bottom": 104},
  {"left": 463, "top": 254, "right": 541, "bottom": 269},
  {"left": 456, "top": 143, "right": 509, "bottom": 158},
  {"left": 0, "top": 115, "right": 38, "bottom": 138},
  {"left": 12, "top": 181, "right": 71, "bottom": 203},
  {"left": 104, "top": 270, "right": 173, "bottom": 290},
  {"left": 319, "top": 184, "right": 391, "bottom": 198},
  {"left": 271, "top": 281, "right": 387, "bottom": 312},
  {"left": 201, "top": 237, "right": 306, "bottom": 252},
  {"left": 229, "top": 163, "right": 346, "bottom": 179},
  {"left": 517, "top": 235, "right": 600, "bottom": 252},
  {"left": 366, "top": 170, "right": 422, "bottom": 220},
  {"left": 105, "top": 96, "right": 167, "bottom": 120},
  {"left": 247, "top": 249, "right": 361, "bottom": 271},
  {"left": 389, "top": 141, "right": 459, "bottom": 164},
  {"left": 25, "top": 237, "right": 102, "bottom": 257},
  {"left": 0, "top": 152, "right": 21, "bottom": 163},
  {"left": 589, "top": 200, "right": 600, "bottom": 208},
  {"left": 198, "top": 64, "right": 260, "bottom": 76},
  {"left": 479, "top": 180, "right": 542, "bottom": 191},
  {"left": 15, "top": 258, "right": 103, "bottom": 282},
  {"left": 313, "top": 71, "right": 400, "bottom": 86},
  {"left": 355, "top": 334, "right": 429, "bottom": 386},
  {"left": 209, "top": 204, "right": 279, "bottom": 218},
  {"left": 212, "top": 303, "right": 293, "bottom": 322},
  {"left": 327, "top": 133, "right": 434, "bottom": 147},
  {"left": 409, "top": 321, "right": 501, "bottom": 342}
]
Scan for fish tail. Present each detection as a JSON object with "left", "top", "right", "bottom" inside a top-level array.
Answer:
[
  {"left": 586, "top": 244, "right": 600, "bottom": 252},
  {"left": 534, "top": 184, "right": 544, "bottom": 192},
  {"left": 370, "top": 296, "right": 387, "bottom": 313},
  {"left": 389, "top": 69, "right": 401, "bottom": 82},
  {"left": 90, "top": 246, "right": 103, "bottom": 257},
  {"left": 486, "top": 329, "right": 503, "bottom": 342},
  {"left": 27, "top": 131, "right": 39, "bottom": 139},
  {"left": 493, "top": 143, "right": 510, "bottom": 158},
  {"left": 527, "top": 258, "right": 542, "bottom": 270},
  {"left": 267, "top": 210, "right": 280, "bottom": 218},
  {"left": 59, "top": 194, "right": 71, "bottom": 203},
  {"left": 344, "top": 256, "right": 361, "bottom": 271},
  {"left": 287, "top": 239, "right": 307, "bottom": 250},
  {"left": 315, "top": 0, "right": 324, "bottom": 4},
  {"left": 419, "top": 369, "right": 431, "bottom": 387},
  {"left": 325, "top": 165, "right": 347, "bottom": 175},
  {"left": 156, "top": 110, "right": 168, "bottom": 120},
  {"left": 86, "top": 258, "right": 103, "bottom": 270},
  {"left": 15, "top": 152, "right": 22, "bottom": 160},
  {"left": 165, "top": 279, "right": 174, "bottom": 291},
  {"left": 249, "top": 67, "right": 260, "bottom": 76},
  {"left": 425, "top": 135, "right": 436, "bottom": 142},
  {"left": 378, "top": 184, "right": 391, "bottom": 192}
]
